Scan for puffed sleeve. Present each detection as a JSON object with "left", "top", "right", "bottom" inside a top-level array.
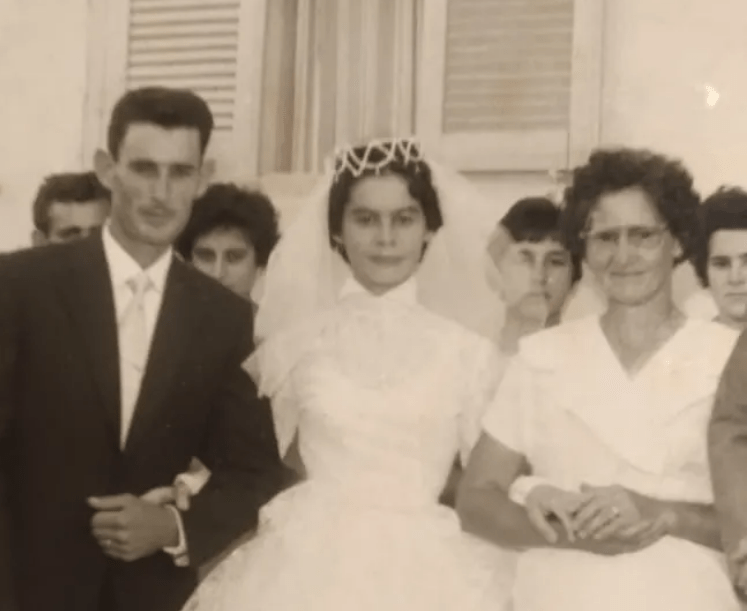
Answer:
[
  {"left": 254, "top": 356, "right": 298, "bottom": 458},
  {"left": 458, "top": 337, "right": 508, "bottom": 464},
  {"left": 481, "top": 354, "right": 535, "bottom": 457},
  {"left": 244, "top": 320, "right": 322, "bottom": 457}
]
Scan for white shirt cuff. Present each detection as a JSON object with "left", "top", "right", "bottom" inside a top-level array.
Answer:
[
  {"left": 175, "top": 469, "right": 211, "bottom": 495},
  {"left": 163, "top": 505, "right": 189, "bottom": 567},
  {"left": 508, "top": 475, "right": 552, "bottom": 506}
]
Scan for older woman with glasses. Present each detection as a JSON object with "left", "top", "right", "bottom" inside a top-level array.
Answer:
[{"left": 457, "top": 148, "right": 741, "bottom": 611}]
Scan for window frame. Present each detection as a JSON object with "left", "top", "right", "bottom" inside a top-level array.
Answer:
[
  {"left": 415, "top": 0, "right": 605, "bottom": 172},
  {"left": 82, "top": 0, "right": 269, "bottom": 180},
  {"left": 84, "top": 0, "right": 604, "bottom": 175}
]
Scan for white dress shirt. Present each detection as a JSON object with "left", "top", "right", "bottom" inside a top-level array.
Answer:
[
  {"left": 102, "top": 226, "right": 171, "bottom": 443},
  {"left": 101, "top": 225, "right": 188, "bottom": 563},
  {"left": 103, "top": 227, "right": 171, "bottom": 346}
]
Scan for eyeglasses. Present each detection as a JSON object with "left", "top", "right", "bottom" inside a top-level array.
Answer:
[{"left": 583, "top": 225, "right": 667, "bottom": 252}]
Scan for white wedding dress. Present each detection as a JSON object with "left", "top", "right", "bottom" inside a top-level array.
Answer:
[{"left": 182, "top": 277, "right": 515, "bottom": 611}]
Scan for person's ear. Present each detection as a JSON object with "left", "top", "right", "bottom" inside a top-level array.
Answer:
[
  {"left": 485, "top": 254, "right": 505, "bottom": 298},
  {"left": 196, "top": 158, "right": 216, "bottom": 198},
  {"left": 93, "top": 149, "right": 116, "bottom": 192},
  {"left": 672, "top": 238, "right": 683, "bottom": 260},
  {"left": 486, "top": 225, "right": 512, "bottom": 264},
  {"left": 31, "top": 229, "right": 47, "bottom": 247},
  {"left": 331, "top": 235, "right": 347, "bottom": 259},
  {"left": 485, "top": 225, "right": 512, "bottom": 297}
]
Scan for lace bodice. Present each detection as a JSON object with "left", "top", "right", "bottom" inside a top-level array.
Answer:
[{"left": 252, "top": 279, "right": 504, "bottom": 504}]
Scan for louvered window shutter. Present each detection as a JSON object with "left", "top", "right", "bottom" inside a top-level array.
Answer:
[
  {"left": 86, "top": 0, "right": 268, "bottom": 179},
  {"left": 127, "top": 0, "right": 240, "bottom": 131},
  {"left": 126, "top": 0, "right": 241, "bottom": 175},
  {"left": 416, "top": 0, "right": 603, "bottom": 172}
]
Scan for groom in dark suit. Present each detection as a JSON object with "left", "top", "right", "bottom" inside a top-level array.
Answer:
[{"left": 0, "top": 87, "right": 286, "bottom": 611}]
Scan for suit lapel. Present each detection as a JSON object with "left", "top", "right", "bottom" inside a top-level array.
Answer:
[
  {"left": 59, "top": 233, "right": 121, "bottom": 444},
  {"left": 124, "top": 260, "right": 203, "bottom": 456}
]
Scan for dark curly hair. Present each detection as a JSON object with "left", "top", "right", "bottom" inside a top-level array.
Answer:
[
  {"left": 327, "top": 141, "right": 443, "bottom": 255},
  {"left": 32, "top": 171, "right": 110, "bottom": 234},
  {"left": 561, "top": 148, "right": 701, "bottom": 268},
  {"left": 692, "top": 186, "right": 747, "bottom": 286},
  {"left": 500, "top": 196, "right": 582, "bottom": 284},
  {"left": 176, "top": 183, "right": 280, "bottom": 267}
]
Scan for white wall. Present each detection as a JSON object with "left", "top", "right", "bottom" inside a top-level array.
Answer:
[
  {"left": 570, "top": 0, "right": 747, "bottom": 311},
  {"left": 2, "top": 0, "right": 747, "bottom": 256},
  {"left": 0, "top": 0, "right": 89, "bottom": 250},
  {"left": 601, "top": 0, "right": 747, "bottom": 195},
  {"left": 471, "top": 0, "right": 747, "bottom": 213}
]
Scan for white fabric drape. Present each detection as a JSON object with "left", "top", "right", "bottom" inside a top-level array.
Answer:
[{"left": 259, "top": 0, "right": 417, "bottom": 174}]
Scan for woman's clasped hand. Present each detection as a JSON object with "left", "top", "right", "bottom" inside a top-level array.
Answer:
[{"left": 525, "top": 483, "right": 675, "bottom": 553}]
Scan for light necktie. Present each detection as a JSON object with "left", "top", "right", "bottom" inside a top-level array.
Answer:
[{"left": 119, "top": 273, "right": 152, "bottom": 448}]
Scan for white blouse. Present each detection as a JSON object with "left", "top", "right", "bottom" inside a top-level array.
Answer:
[{"left": 482, "top": 316, "right": 740, "bottom": 611}]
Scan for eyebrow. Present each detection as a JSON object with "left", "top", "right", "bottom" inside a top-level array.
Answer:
[
  {"left": 172, "top": 161, "right": 198, "bottom": 171},
  {"left": 348, "top": 204, "right": 422, "bottom": 215},
  {"left": 192, "top": 246, "right": 216, "bottom": 255},
  {"left": 128, "top": 158, "right": 197, "bottom": 170},
  {"left": 515, "top": 243, "right": 567, "bottom": 253},
  {"left": 589, "top": 223, "right": 661, "bottom": 231}
]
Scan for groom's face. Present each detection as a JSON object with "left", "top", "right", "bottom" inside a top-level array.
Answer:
[{"left": 98, "top": 122, "right": 210, "bottom": 251}]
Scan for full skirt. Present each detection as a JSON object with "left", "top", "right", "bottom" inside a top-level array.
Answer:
[{"left": 182, "top": 481, "right": 515, "bottom": 611}]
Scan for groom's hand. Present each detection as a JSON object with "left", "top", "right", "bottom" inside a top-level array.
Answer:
[
  {"left": 88, "top": 494, "right": 179, "bottom": 562},
  {"left": 140, "top": 480, "right": 194, "bottom": 511}
]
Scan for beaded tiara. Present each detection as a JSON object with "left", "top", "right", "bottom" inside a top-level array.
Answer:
[{"left": 332, "top": 137, "right": 425, "bottom": 183}]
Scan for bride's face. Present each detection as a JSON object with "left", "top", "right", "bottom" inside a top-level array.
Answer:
[{"left": 338, "top": 174, "right": 432, "bottom": 295}]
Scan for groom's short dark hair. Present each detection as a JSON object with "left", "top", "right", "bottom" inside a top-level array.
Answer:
[{"left": 107, "top": 87, "right": 214, "bottom": 160}]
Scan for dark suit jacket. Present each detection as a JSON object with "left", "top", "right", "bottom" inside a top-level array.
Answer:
[
  {"left": 0, "top": 234, "right": 286, "bottom": 611},
  {"left": 709, "top": 330, "right": 747, "bottom": 602}
]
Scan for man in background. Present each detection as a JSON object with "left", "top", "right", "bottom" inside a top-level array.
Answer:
[{"left": 31, "top": 171, "right": 110, "bottom": 245}]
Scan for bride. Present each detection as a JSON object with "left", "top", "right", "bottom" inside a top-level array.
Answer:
[{"left": 179, "top": 138, "right": 515, "bottom": 611}]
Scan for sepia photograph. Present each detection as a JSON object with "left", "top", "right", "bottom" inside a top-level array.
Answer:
[{"left": 2, "top": 0, "right": 747, "bottom": 609}]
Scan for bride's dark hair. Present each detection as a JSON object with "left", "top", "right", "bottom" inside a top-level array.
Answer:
[{"left": 327, "top": 140, "right": 443, "bottom": 255}]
